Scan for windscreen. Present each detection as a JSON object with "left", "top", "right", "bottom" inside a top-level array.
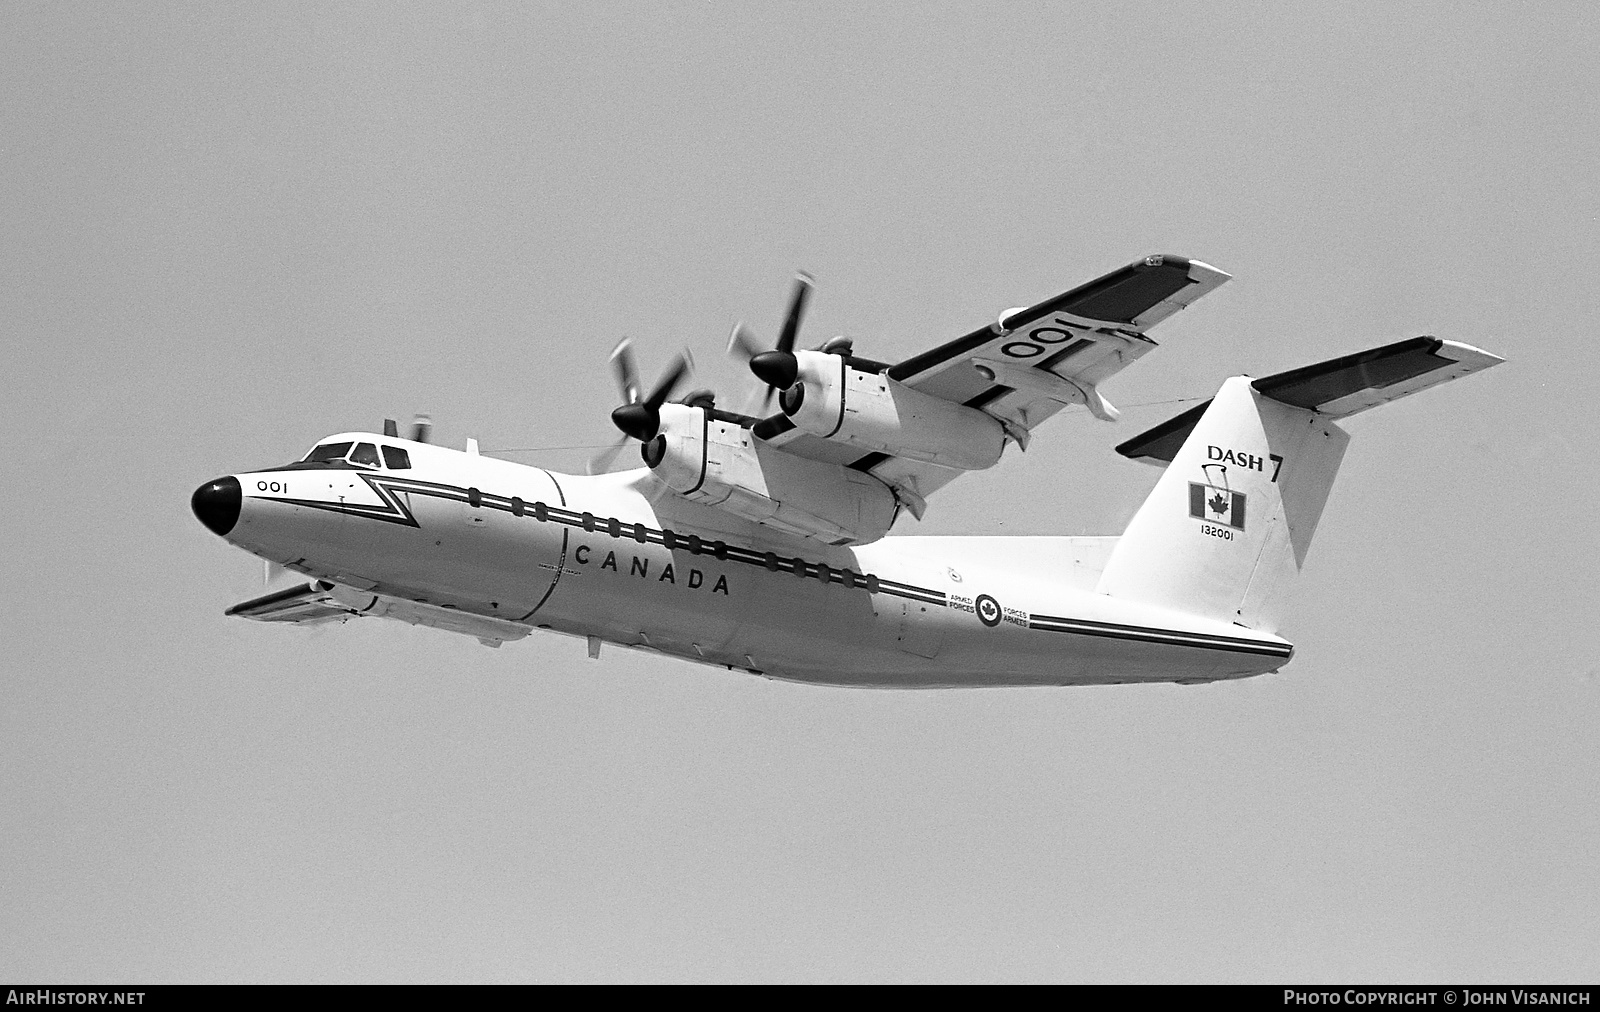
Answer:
[{"left": 303, "top": 442, "right": 353, "bottom": 463}]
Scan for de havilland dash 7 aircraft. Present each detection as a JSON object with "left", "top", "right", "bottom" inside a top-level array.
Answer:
[{"left": 191, "top": 255, "right": 1502, "bottom": 687}]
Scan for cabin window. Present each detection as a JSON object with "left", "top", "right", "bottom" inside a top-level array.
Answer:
[
  {"left": 349, "top": 442, "right": 381, "bottom": 467},
  {"left": 303, "top": 442, "right": 353, "bottom": 463},
  {"left": 382, "top": 446, "right": 411, "bottom": 470}
]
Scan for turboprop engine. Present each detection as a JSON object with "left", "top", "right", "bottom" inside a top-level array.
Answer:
[
  {"left": 731, "top": 273, "right": 1006, "bottom": 471},
  {"left": 780, "top": 350, "right": 1006, "bottom": 471},
  {"left": 645, "top": 403, "right": 897, "bottom": 545}
]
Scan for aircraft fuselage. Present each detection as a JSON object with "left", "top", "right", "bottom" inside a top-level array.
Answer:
[{"left": 195, "top": 433, "right": 1292, "bottom": 687}]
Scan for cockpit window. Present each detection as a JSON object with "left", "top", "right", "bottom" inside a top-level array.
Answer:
[
  {"left": 349, "top": 442, "right": 381, "bottom": 467},
  {"left": 303, "top": 442, "right": 353, "bottom": 463},
  {"left": 382, "top": 446, "right": 411, "bottom": 470}
]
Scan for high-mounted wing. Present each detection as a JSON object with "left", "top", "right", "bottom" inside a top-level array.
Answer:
[
  {"left": 888, "top": 254, "right": 1229, "bottom": 400},
  {"left": 761, "top": 255, "right": 1230, "bottom": 514}
]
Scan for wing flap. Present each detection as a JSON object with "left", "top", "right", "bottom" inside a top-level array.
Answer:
[{"left": 857, "top": 455, "right": 965, "bottom": 519}]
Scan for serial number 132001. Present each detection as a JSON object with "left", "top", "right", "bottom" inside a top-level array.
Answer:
[{"left": 1200, "top": 524, "right": 1235, "bottom": 541}]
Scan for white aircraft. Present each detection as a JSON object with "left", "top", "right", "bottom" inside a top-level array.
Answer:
[{"left": 192, "top": 255, "right": 1502, "bottom": 687}]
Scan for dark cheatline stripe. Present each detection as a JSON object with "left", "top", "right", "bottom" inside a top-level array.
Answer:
[
  {"left": 260, "top": 473, "right": 955, "bottom": 610},
  {"left": 270, "top": 496, "right": 422, "bottom": 526},
  {"left": 878, "top": 580, "right": 947, "bottom": 606},
  {"left": 462, "top": 493, "right": 949, "bottom": 603},
  {"left": 261, "top": 472, "right": 1291, "bottom": 655},
  {"left": 1028, "top": 614, "right": 1292, "bottom": 657},
  {"left": 255, "top": 472, "right": 1291, "bottom": 651}
]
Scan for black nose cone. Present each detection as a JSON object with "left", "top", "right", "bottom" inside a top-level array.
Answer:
[{"left": 191, "top": 476, "right": 241, "bottom": 537}]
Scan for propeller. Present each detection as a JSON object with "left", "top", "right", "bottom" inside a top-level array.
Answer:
[
  {"left": 588, "top": 339, "right": 693, "bottom": 474},
  {"left": 726, "top": 272, "right": 813, "bottom": 414},
  {"left": 587, "top": 436, "right": 631, "bottom": 475}
]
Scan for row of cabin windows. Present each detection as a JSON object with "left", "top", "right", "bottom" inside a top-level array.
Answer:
[
  {"left": 303, "top": 441, "right": 412, "bottom": 470},
  {"left": 462, "top": 494, "right": 883, "bottom": 592}
]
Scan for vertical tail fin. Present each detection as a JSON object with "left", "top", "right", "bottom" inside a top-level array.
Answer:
[
  {"left": 1096, "top": 377, "right": 1347, "bottom": 632},
  {"left": 1097, "top": 338, "right": 1503, "bottom": 633}
]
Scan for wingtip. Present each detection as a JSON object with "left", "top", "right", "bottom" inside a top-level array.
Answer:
[
  {"left": 1140, "top": 254, "right": 1233, "bottom": 284},
  {"left": 1183, "top": 257, "right": 1232, "bottom": 283},
  {"left": 1436, "top": 338, "right": 1507, "bottom": 368}
]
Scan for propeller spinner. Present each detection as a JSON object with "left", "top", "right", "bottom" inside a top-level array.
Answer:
[
  {"left": 726, "top": 271, "right": 813, "bottom": 414},
  {"left": 588, "top": 340, "right": 693, "bottom": 474}
]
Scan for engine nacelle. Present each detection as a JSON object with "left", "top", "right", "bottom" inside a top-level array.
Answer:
[
  {"left": 781, "top": 350, "right": 1005, "bottom": 471},
  {"left": 646, "top": 403, "right": 896, "bottom": 545}
]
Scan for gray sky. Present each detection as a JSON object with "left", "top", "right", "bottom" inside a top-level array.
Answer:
[{"left": 3, "top": 1, "right": 1596, "bottom": 983}]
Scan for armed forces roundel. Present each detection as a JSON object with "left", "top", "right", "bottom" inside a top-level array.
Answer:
[{"left": 975, "top": 594, "right": 1002, "bottom": 628}]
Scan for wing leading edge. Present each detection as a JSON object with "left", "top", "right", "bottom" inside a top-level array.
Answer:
[{"left": 887, "top": 254, "right": 1230, "bottom": 396}]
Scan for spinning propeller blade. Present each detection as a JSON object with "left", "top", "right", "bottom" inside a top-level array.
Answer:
[
  {"left": 607, "top": 341, "right": 693, "bottom": 444},
  {"left": 725, "top": 321, "right": 762, "bottom": 366},
  {"left": 730, "top": 272, "right": 814, "bottom": 411},
  {"left": 587, "top": 435, "right": 632, "bottom": 475},
  {"left": 775, "top": 272, "right": 812, "bottom": 356},
  {"left": 610, "top": 340, "right": 642, "bottom": 405}
]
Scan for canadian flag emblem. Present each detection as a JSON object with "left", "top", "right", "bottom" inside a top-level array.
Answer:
[{"left": 1188, "top": 463, "right": 1246, "bottom": 531}]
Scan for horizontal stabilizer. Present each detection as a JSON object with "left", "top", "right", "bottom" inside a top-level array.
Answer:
[
  {"left": 1113, "top": 400, "right": 1210, "bottom": 466},
  {"left": 1117, "top": 337, "right": 1504, "bottom": 464}
]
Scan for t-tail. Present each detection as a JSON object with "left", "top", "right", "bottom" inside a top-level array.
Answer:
[{"left": 1096, "top": 337, "right": 1503, "bottom": 635}]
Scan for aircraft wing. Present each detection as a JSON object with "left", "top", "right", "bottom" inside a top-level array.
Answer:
[
  {"left": 227, "top": 578, "right": 532, "bottom": 646},
  {"left": 225, "top": 581, "right": 353, "bottom": 624},
  {"left": 761, "top": 255, "right": 1230, "bottom": 516},
  {"left": 886, "top": 254, "right": 1229, "bottom": 396}
]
